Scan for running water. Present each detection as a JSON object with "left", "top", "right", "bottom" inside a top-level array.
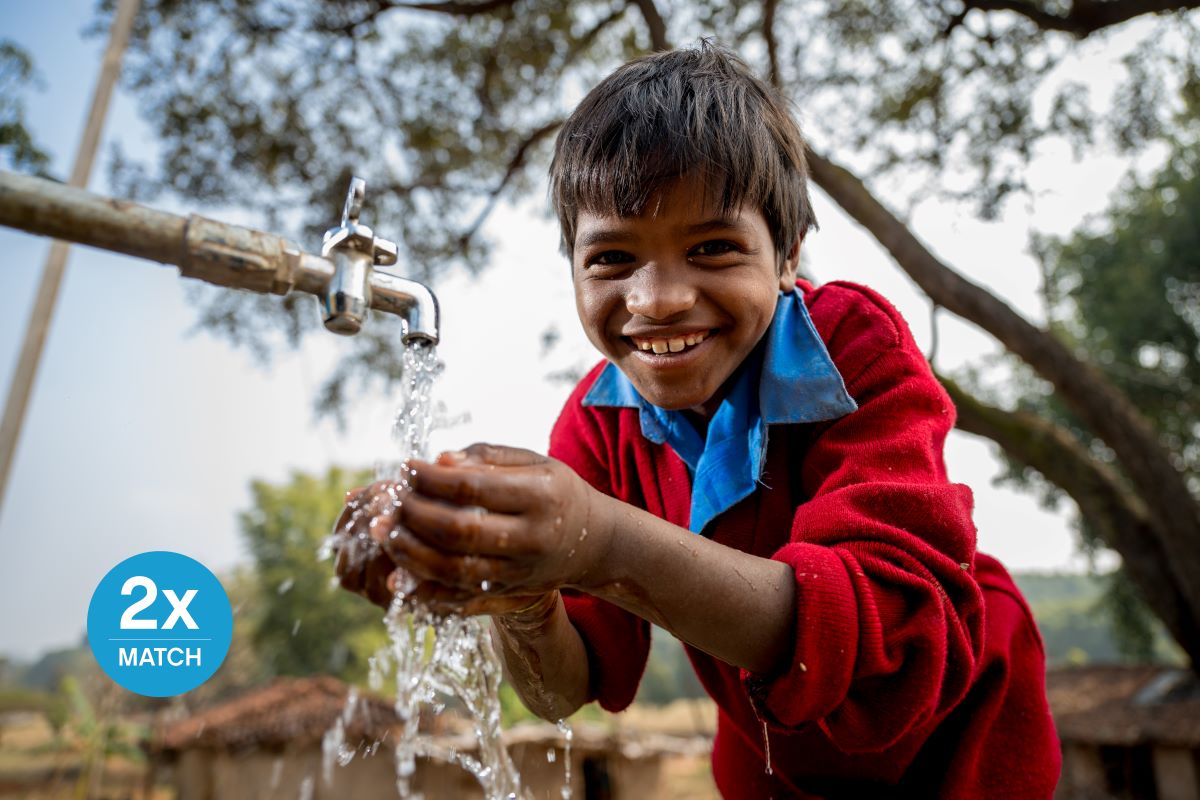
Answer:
[
  {"left": 321, "top": 340, "right": 526, "bottom": 799},
  {"left": 556, "top": 718, "right": 574, "bottom": 800}
]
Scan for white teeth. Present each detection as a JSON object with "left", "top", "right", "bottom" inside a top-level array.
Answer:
[
  {"left": 651, "top": 340, "right": 669, "bottom": 354},
  {"left": 668, "top": 337, "right": 686, "bottom": 352},
  {"left": 684, "top": 335, "right": 697, "bottom": 346},
  {"left": 639, "top": 341, "right": 652, "bottom": 351}
]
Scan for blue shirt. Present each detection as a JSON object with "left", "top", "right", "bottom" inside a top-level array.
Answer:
[{"left": 582, "top": 290, "right": 858, "bottom": 534}]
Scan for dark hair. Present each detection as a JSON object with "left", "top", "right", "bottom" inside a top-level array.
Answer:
[{"left": 549, "top": 41, "right": 817, "bottom": 266}]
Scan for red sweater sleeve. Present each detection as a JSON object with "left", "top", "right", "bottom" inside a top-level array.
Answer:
[
  {"left": 742, "top": 282, "right": 985, "bottom": 752},
  {"left": 548, "top": 366, "right": 652, "bottom": 712}
]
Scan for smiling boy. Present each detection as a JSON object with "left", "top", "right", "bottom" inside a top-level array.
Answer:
[{"left": 336, "top": 43, "right": 1061, "bottom": 797}]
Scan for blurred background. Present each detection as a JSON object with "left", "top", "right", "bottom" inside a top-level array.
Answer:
[{"left": 0, "top": 0, "right": 1196, "bottom": 797}]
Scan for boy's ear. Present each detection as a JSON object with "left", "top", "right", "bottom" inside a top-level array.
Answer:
[{"left": 778, "top": 236, "right": 802, "bottom": 292}]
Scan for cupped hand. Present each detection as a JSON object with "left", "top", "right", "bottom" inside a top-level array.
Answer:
[
  {"left": 388, "top": 443, "right": 610, "bottom": 597},
  {"left": 331, "top": 443, "right": 610, "bottom": 614}
]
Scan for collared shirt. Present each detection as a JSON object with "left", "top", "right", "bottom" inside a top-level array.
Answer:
[{"left": 582, "top": 290, "right": 858, "bottom": 534}]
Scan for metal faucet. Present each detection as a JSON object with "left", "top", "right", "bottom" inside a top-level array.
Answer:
[
  {"left": 320, "top": 177, "right": 439, "bottom": 344},
  {"left": 0, "top": 170, "right": 440, "bottom": 345}
]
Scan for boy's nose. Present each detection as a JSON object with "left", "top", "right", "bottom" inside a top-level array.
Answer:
[{"left": 624, "top": 262, "right": 697, "bottom": 321}]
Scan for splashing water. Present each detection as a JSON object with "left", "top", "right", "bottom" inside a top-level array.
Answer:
[{"left": 322, "top": 341, "right": 521, "bottom": 799}]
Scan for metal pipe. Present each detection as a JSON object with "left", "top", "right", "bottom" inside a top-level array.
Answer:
[{"left": 0, "top": 170, "right": 440, "bottom": 343}]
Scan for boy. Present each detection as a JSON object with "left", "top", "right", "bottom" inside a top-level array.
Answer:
[{"left": 336, "top": 43, "right": 1061, "bottom": 797}]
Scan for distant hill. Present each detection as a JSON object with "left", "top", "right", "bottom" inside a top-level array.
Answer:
[{"left": 1012, "top": 571, "right": 1180, "bottom": 666}]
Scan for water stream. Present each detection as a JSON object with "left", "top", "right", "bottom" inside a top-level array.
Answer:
[{"left": 321, "top": 340, "right": 572, "bottom": 799}]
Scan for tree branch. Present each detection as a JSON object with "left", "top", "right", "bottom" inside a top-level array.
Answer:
[
  {"left": 804, "top": 147, "right": 1200, "bottom": 613},
  {"left": 314, "top": 0, "right": 522, "bottom": 35},
  {"left": 943, "top": 375, "right": 1200, "bottom": 668},
  {"left": 564, "top": 5, "right": 630, "bottom": 63},
  {"left": 459, "top": 119, "right": 564, "bottom": 250},
  {"left": 962, "top": 0, "right": 1200, "bottom": 37},
  {"left": 763, "top": 0, "right": 781, "bottom": 87},
  {"left": 629, "top": 0, "right": 671, "bottom": 50}
]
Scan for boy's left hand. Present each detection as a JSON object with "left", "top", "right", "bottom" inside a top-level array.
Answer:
[{"left": 384, "top": 443, "right": 609, "bottom": 605}]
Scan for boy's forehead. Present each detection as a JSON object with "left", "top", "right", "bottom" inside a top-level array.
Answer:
[
  {"left": 575, "top": 175, "right": 760, "bottom": 237},
  {"left": 575, "top": 206, "right": 757, "bottom": 237}
]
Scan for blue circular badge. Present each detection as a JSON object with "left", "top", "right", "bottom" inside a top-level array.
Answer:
[{"left": 86, "top": 551, "right": 233, "bottom": 697}]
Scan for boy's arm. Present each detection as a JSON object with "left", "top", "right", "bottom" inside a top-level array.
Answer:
[{"left": 488, "top": 592, "right": 592, "bottom": 722}]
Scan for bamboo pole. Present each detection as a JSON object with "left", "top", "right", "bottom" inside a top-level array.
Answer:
[
  {"left": 0, "top": 169, "right": 440, "bottom": 343},
  {"left": 0, "top": 0, "right": 142, "bottom": 516}
]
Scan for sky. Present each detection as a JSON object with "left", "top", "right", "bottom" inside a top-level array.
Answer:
[{"left": 0, "top": 1, "right": 1147, "bottom": 660}]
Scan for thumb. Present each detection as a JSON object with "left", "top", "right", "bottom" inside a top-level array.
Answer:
[{"left": 438, "top": 443, "right": 546, "bottom": 468}]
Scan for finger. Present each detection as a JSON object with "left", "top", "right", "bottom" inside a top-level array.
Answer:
[
  {"left": 399, "top": 491, "right": 531, "bottom": 557},
  {"left": 409, "top": 460, "right": 536, "bottom": 514},
  {"left": 362, "top": 555, "right": 396, "bottom": 608},
  {"left": 335, "top": 545, "right": 364, "bottom": 595},
  {"left": 383, "top": 524, "right": 500, "bottom": 589},
  {"left": 333, "top": 490, "right": 367, "bottom": 536},
  {"left": 442, "top": 443, "right": 546, "bottom": 468}
]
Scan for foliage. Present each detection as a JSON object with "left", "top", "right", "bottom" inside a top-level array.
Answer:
[
  {"left": 57, "top": 675, "right": 145, "bottom": 800},
  {"left": 19, "top": 643, "right": 94, "bottom": 694},
  {"left": 239, "top": 466, "right": 388, "bottom": 680},
  {"left": 999, "top": 142, "right": 1200, "bottom": 651},
  {"left": 1040, "top": 142, "right": 1199, "bottom": 488},
  {"left": 636, "top": 625, "right": 707, "bottom": 706},
  {"left": 98, "top": 0, "right": 1200, "bottom": 414},
  {"left": 0, "top": 39, "right": 51, "bottom": 176}
]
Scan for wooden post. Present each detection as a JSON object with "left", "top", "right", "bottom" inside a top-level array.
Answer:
[{"left": 0, "top": 0, "right": 141, "bottom": 515}]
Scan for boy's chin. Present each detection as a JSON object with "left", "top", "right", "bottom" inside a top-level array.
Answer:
[{"left": 633, "top": 382, "right": 717, "bottom": 414}]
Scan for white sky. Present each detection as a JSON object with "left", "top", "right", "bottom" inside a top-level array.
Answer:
[{"left": 0, "top": 1, "right": 1148, "bottom": 660}]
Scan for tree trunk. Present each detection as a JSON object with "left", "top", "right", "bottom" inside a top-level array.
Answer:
[
  {"left": 943, "top": 376, "right": 1200, "bottom": 669},
  {"left": 806, "top": 148, "right": 1200, "bottom": 637}
]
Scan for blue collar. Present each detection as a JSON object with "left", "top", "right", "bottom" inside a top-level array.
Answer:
[{"left": 582, "top": 290, "right": 857, "bottom": 534}]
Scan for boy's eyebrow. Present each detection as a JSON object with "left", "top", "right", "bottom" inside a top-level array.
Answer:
[
  {"left": 684, "top": 217, "right": 753, "bottom": 236},
  {"left": 575, "top": 216, "right": 752, "bottom": 251}
]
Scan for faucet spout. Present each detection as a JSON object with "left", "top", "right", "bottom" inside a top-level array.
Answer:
[{"left": 371, "top": 270, "right": 440, "bottom": 345}]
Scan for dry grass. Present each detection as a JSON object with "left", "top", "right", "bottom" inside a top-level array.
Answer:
[{"left": 0, "top": 712, "right": 170, "bottom": 800}]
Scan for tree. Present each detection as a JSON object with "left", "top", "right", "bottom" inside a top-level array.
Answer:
[
  {"left": 100, "top": 0, "right": 1200, "bottom": 667},
  {"left": 1026, "top": 141, "right": 1199, "bottom": 658},
  {"left": 239, "top": 466, "right": 388, "bottom": 680},
  {"left": 0, "top": 40, "right": 51, "bottom": 176}
]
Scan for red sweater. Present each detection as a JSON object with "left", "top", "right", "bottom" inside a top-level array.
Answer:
[{"left": 548, "top": 280, "right": 1060, "bottom": 798}]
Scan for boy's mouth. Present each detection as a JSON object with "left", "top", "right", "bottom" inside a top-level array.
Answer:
[{"left": 625, "top": 329, "right": 716, "bottom": 359}]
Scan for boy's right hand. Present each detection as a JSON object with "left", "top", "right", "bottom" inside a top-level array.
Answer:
[{"left": 332, "top": 481, "right": 556, "bottom": 618}]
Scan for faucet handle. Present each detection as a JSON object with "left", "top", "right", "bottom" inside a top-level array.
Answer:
[
  {"left": 373, "top": 237, "right": 398, "bottom": 266},
  {"left": 340, "top": 177, "right": 365, "bottom": 229},
  {"left": 324, "top": 177, "right": 398, "bottom": 265}
]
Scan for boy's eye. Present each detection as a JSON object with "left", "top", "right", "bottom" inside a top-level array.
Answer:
[
  {"left": 690, "top": 240, "right": 738, "bottom": 258},
  {"left": 588, "top": 250, "right": 635, "bottom": 267}
]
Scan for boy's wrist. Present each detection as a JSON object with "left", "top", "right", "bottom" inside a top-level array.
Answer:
[
  {"left": 568, "top": 488, "right": 619, "bottom": 592},
  {"left": 493, "top": 591, "right": 561, "bottom": 638}
]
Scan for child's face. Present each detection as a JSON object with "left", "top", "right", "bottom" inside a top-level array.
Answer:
[{"left": 571, "top": 175, "right": 799, "bottom": 414}]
